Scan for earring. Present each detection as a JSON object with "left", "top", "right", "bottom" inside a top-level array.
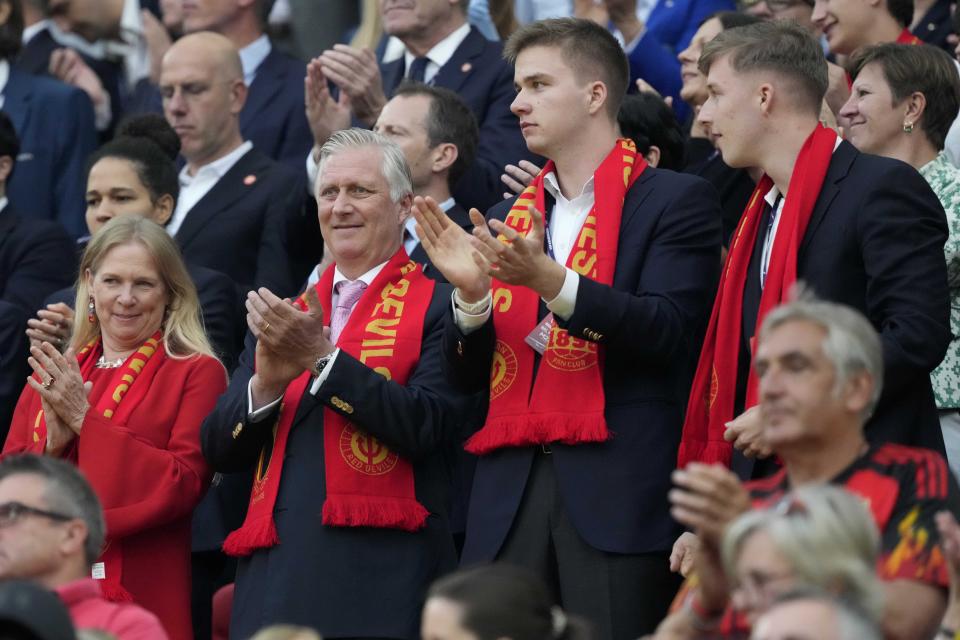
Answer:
[
  {"left": 87, "top": 297, "right": 96, "bottom": 324},
  {"left": 903, "top": 121, "right": 914, "bottom": 134}
]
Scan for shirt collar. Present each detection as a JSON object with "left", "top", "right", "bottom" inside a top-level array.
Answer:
[
  {"left": 402, "top": 22, "right": 470, "bottom": 79},
  {"left": 119, "top": 0, "right": 144, "bottom": 41},
  {"left": 543, "top": 170, "right": 595, "bottom": 203},
  {"left": 0, "top": 196, "right": 9, "bottom": 215},
  {"left": 403, "top": 197, "right": 454, "bottom": 241},
  {"left": 21, "top": 20, "right": 48, "bottom": 45},
  {"left": 239, "top": 34, "right": 271, "bottom": 85},
  {"left": 333, "top": 259, "right": 390, "bottom": 288},
  {"left": 179, "top": 140, "right": 253, "bottom": 184}
]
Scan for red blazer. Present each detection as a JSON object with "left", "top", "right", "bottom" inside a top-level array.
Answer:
[{"left": 4, "top": 353, "right": 226, "bottom": 640}]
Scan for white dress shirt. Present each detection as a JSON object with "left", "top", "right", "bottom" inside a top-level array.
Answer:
[
  {"left": 247, "top": 260, "right": 389, "bottom": 419},
  {"left": 167, "top": 141, "right": 253, "bottom": 236},
  {"left": 0, "top": 60, "right": 9, "bottom": 110},
  {"left": 239, "top": 35, "right": 272, "bottom": 87},
  {"left": 401, "top": 23, "right": 471, "bottom": 85}
]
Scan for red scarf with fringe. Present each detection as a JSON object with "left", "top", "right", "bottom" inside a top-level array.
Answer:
[
  {"left": 223, "top": 249, "right": 434, "bottom": 557},
  {"left": 465, "top": 139, "right": 646, "bottom": 455},
  {"left": 30, "top": 331, "right": 165, "bottom": 603},
  {"left": 677, "top": 125, "right": 838, "bottom": 468}
]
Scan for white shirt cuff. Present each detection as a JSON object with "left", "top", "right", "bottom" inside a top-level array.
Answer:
[
  {"left": 247, "top": 378, "right": 282, "bottom": 422},
  {"left": 544, "top": 268, "right": 579, "bottom": 321},
  {"left": 309, "top": 348, "right": 341, "bottom": 395},
  {"left": 452, "top": 289, "right": 491, "bottom": 335}
]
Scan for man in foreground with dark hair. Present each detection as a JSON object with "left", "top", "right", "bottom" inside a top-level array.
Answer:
[
  {"left": 416, "top": 16, "right": 722, "bottom": 638},
  {"left": 0, "top": 454, "right": 166, "bottom": 638}
]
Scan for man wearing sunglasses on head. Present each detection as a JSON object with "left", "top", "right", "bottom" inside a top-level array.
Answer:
[{"left": 0, "top": 454, "right": 167, "bottom": 639}]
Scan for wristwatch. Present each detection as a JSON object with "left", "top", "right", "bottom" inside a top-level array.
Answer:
[{"left": 313, "top": 351, "right": 334, "bottom": 377}]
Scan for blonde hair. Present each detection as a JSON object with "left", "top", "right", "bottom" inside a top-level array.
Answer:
[
  {"left": 72, "top": 216, "right": 216, "bottom": 361},
  {"left": 722, "top": 484, "right": 884, "bottom": 622},
  {"left": 349, "top": 0, "right": 382, "bottom": 50}
]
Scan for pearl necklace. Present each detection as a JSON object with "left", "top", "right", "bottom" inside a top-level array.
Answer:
[{"left": 95, "top": 355, "right": 127, "bottom": 369}]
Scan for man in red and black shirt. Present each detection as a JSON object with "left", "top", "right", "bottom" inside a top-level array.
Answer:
[{"left": 666, "top": 295, "right": 958, "bottom": 640}]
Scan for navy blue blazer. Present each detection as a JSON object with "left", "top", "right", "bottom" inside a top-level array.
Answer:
[
  {"left": 174, "top": 147, "right": 309, "bottom": 298},
  {"left": 0, "top": 301, "right": 28, "bottom": 441},
  {"left": 380, "top": 28, "right": 536, "bottom": 213},
  {"left": 736, "top": 141, "right": 951, "bottom": 466},
  {"left": 5, "top": 68, "right": 98, "bottom": 238},
  {"left": 201, "top": 283, "right": 474, "bottom": 639},
  {"left": 0, "top": 205, "right": 75, "bottom": 315},
  {"left": 240, "top": 47, "right": 313, "bottom": 172},
  {"left": 449, "top": 167, "right": 723, "bottom": 561}
]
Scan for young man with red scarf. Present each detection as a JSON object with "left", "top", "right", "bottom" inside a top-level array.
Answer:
[
  {"left": 413, "top": 17, "right": 724, "bottom": 638},
  {"left": 678, "top": 21, "right": 949, "bottom": 482},
  {"left": 200, "top": 128, "right": 476, "bottom": 639}
]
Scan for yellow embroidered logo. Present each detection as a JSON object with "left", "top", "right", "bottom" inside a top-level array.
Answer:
[
  {"left": 339, "top": 425, "right": 399, "bottom": 476},
  {"left": 490, "top": 340, "right": 519, "bottom": 399},
  {"left": 545, "top": 326, "right": 597, "bottom": 372}
]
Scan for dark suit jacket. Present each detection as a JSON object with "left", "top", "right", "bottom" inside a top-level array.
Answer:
[
  {"left": 0, "top": 301, "right": 28, "bottom": 441},
  {"left": 174, "top": 147, "right": 309, "bottom": 298},
  {"left": 239, "top": 47, "right": 313, "bottom": 172},
  {"left": 0, "top": 205, "right": 75, "bottom": 314},
  {"left": 201, "top": 283, "right": 473, "bottom": 639},
  {"left": 735, "top": 141, "right": 950, "bottom": 468},
  {"left": 5, "top": 67, "right": 98, "bottom": 238},
  {"left": 450, "top": 167, "right": 723, "bottom": 561},
  {"left": 380, "top": 28, "right": 537, "bottom": 213}
]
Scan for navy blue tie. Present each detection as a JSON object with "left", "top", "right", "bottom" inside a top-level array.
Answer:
[{"left": 407, "top": 57, "right": 429, "bottom": 83}]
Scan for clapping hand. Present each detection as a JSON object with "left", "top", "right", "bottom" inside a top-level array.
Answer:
[
  {"left": 724, "top": 405, "right": 772, "bottom": 459},
  {"left": 26, "top": 302, "right": 74, "bottom": 350},
  {"left": 305, "top": 59, "right": 351, "bottom": 151},
  {"left": 318, "top": 44, "right": 387, "bottom": 127},
  {"left": 26, "top": 343, "right": 91, "bottom": 437},
  {"left": 670, "top": 462, "right": 750, "bottom": 548},
  {"left": 501, "top": 160, "right": 541, "bottom": 199},
  {"left": 247, "top": 287, "right": 332, "bottom": 407},
  {"left": 412, "top": 196, "right": 491, "bottom": 303}
]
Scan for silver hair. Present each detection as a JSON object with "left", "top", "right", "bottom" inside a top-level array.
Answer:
[
  {"left": 752, "top": 587, "right": 883, "bottom": 640},
  {"left": 758, "top": 286, "right": 883, "bottom": 420},
  {"left": 724, "top": 484, "right": 885, "bottom": 623},
  {"left": 316, "top": 128, "right": 413, "bottom": 203}
]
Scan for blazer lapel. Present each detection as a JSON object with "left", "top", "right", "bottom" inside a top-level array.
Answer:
[
  {"left": 620, "top": 166, "right": 656, "bottom": 230},
  {"left": 4, "top": 69, "right": 32, "bottom": 144},
  {"left": 174, "top": 149, "right": 263, "bottom": 248},
  {"left": 431, "top": 27, "right": 485, "bottom": 94},
  {"left": 240, "top": 50, "right": 283, "bottom": 130},
  {"left": 798, "top": 140, "right": 856, "bottom": 255},
  {"left": 381, "top": 58, "right": 404, "bottom": 98}
]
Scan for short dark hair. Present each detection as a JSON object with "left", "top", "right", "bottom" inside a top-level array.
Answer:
[
  {"left": 0, "top": 110, "right": 20, "bottom": 179},
  {"left": 707, "top": 10, "right": 763, "bottom": 30},
  {"left": 0, "top": 0, "right": 23, "bottom": 60},
  {"left": 849, "top": 43, "right": 960, "bottom": 151},
  {"left": 428, "top": 564, "right": 593, "bottom": 640},
  {"left": 618, "top": 93, "right": 686, "bottom": 170},
  {"left": 393, "top": 82, "right": 479, "bottom": 189},
  {"left": 699, "top": 20, "right": 828, "bottom": 115},
  {"left": 0, "top": 455, "right": 105, "bottom": 566},
  {"left": 504, "top": 17, "right": 629, "bottom": 118},
  {"left": 886, "top": 0, "right": 913, "bottom": 26},
  {"left": 86, "top": 114, "right": 181, "bottom": 208}
]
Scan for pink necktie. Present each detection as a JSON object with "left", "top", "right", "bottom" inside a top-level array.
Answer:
[{"left": 330, "top": 280, "right": 368, "bottom": 344}]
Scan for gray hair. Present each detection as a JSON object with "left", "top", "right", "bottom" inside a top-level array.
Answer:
[
  {"left": 758, "top": 289, "right": 883, "bottom": 420},
  {"left": 0, "top": 455, "right": 105, "bottom": 566},
  {"left": 753, "top": 586, "right": 883, "bottom": 640},
  {"left": 724, "top": 484, "right": 884, "bottom": 623},
  {"left": 317, "top": 128, "right": 413, "bottom": 203}
]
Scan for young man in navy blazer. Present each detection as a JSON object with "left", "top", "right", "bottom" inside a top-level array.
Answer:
[{"left": 415, "top": 17, "right": 723, "bottom": 639}]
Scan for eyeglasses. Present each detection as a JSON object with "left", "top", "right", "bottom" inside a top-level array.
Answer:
[{"left": 0, "top": 502, "right": 74, "bottom": 528}]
